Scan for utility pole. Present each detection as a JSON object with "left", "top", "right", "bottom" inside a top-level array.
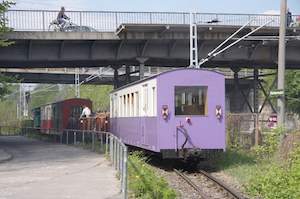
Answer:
[
  {"left": 75, "top": 68, "right": 80, "bottom": 98},
  {"left": 277, "top": 0, "right": 287, "bottom": 126},
  {"left": 189, "top": 13, "right": 198, "bottom": 67}
]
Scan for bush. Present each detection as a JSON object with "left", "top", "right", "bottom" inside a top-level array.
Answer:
[
  {"left": 251, "top": 127, "right": 284, "bottom": 159},
  {"left": 128, "top": 152, "right": 176, "bottom": 199},
  {"left": 247, "top": 145, "right": 300, "bottom": 199}
]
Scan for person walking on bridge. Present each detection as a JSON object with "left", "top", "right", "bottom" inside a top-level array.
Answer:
[{"left": 57, "top": 7, "right": 69, "bottom": 30}]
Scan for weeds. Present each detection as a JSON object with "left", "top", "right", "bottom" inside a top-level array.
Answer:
[
  {"left": 128, "top": 152, "right": 176, "bottom": 199},
  {"left": 216, "top": 127, "right": 300, "bottom": 199},
  {"left": 247, "top": 145, "right": 300, "bottom": 199}
]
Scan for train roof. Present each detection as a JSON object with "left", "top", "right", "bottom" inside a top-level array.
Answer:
[
  {"left": 111, "top": 68, "right": 224, "bottom": 93},
  {"left": 32, "top": 98, "right": 92, "bottom": 109}
]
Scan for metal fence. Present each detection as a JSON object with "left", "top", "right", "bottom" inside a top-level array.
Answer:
[
  {"left": 226, "top": 113, "right": 300, "bottom": 149},
  {"left": 0, "top": 127, "right": 128, "bottom": 199},
  {"left": 4, "top": 9, "right": 300, "bottom": 31}
]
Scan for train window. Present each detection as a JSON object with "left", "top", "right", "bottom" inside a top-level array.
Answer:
[
  {"left": 71, "top": 106, "right": 83, "bottom": 119},
  {"left": 135, "top": 92, "right": 139, "bottom": 116},
  {"left": 143, "top": 84, "right": 148, "bottom": 115},
  {"left": 175, "top": 86, "right": 208, "bottom": 115},
  {"left": 119, "top": 96, "right": 122, "bottom": 117},
  {"left": 152, "top": 87, "right": 156, "bottom": 116},
  {"left": 127, "top": 94, "right": 130, "bottom": 117},
  {"left": 131, "top": 93, "right": 134, "bottom": 117},
  {"left": 123, "top": 95, "right": 126, "bottom": 117},
  {"left": 110, "top": 97, "right": 113, "bottom": 117},
  {"left": 114, "top": 94, "right": 118, "bottom": 117}
]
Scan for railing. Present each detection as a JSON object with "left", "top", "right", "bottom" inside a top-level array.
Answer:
[
  {"left": 0, "top": 127, "right": 128, "bottom": 199},
  {"left": 4, "top": 9, "right": 300, "bottom": 31}
]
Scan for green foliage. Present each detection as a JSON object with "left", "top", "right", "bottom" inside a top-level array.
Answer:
[
  {"left": 0, "top": 89, "right": 18, "bottom": 126},
  {"left": 79, "top": 85, "right": 112, "bottom": 111},
  {"left": 247, "top": 145, "right": 300, "bottom": 199},
  {"left": 128, "top": 152, "right": 176, "bottom": 199},
  {"left": 29, "top": 84, "right": 112, "bottom": 112},
  {"left": 251, "top": 127, "right": 284, "bottom": 159},
  {"left": 0, "top": 1, "right": 15, "bottom": 47},
  {"left": 0, "top": 1, "right": 17, "bottom": 100},
  {"left": 285, "top": 70, "right": 300, "bottom": 115},
  {"left": 30, "top": 84, "right": 61, "bottom": 108},
  {"left": 0, "top": 74, "right": 19, "bottom": 100},
  {"left": 261, "top": 70, "right": 300, "bottom": 116}
]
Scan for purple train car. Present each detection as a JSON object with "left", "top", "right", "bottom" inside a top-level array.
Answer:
[{"left": 110, "top": 68, "right": 225, "bottom": 158}]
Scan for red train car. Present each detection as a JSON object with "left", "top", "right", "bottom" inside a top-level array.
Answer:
[{"left": 33, "top": 98, "right": 92, "bottom": 133}]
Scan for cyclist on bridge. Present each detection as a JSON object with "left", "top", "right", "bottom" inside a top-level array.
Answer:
[{"left": 57, "top": 7, "right": 70, "bottom": 29}]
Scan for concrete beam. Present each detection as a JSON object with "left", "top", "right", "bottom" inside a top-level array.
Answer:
[
  {"left": 0, "top": 27, "right": 300, "bottom": 68},
  {"left": 2, "top": 32, "right": 119, "bottom": 40}
]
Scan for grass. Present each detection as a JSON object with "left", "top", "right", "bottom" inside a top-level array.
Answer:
[
  {"left": 128, "top": 152, "right": 177, "bottom": 199},
  {"left": 212, "top": 149, "right": 258, "bottom": 185},
  {"left": 212, "top": 129, "right": 300, "bottom": 199}
]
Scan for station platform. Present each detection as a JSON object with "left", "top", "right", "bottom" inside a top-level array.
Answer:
[{"left": 0, "top": 136, "right": 121, "bottom": 199}]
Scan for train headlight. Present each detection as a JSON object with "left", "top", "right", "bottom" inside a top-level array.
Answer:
[
  {"left": 162, "top": 105, "right": 169, "bottom": 120},
  {"left": 215, "top": 105, "right": 222, "bottom": 120}
]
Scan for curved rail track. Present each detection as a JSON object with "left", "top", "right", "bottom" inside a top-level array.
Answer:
[{"left": 174, "top": 169, "right": 245, "bottom": 199}]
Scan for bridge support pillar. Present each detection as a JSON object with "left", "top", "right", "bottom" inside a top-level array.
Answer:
[
  {"left": 232, "top": 68, "right": 242, "bottom": 112},
  {"left": 232, "top": 67, "right": 253, "bottom": 113},
  {"left": 253, "top": 68, "right": 259, "bottom": 113},
  {"left": 113, "top": 67, "right": 119, "bottom": 89},
  {"left": 137, "top": 57, "right": 148, "bottom": 80},
  {"left": 253, "top": 68, "right": 261, "bottom": 146},
  {"left": 125, "top": 66, "right": 131, "bottom": 83}
]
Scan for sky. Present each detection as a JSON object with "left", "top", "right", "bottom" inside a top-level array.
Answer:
[{"left": 13, "top": 0, "right": 300, "bottom": 14}]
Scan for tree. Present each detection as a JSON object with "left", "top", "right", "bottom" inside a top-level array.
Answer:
[
  {"left": 285, "top": 70, "right": 300, "bottom": 115},
  {"left": 0, "top": 0, "right": 14, "bottom": 47},
  {"left": 0, "top": 1, "right": 16, "bottom": 99}
]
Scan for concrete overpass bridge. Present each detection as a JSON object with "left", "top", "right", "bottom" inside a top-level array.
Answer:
[
  {"left": 0, "top": 10, "right": 299, "bottom": 114},
  {"left": 0, "top": 10, "right": 299, "bottom": 70},
  {"left": 0, "top": 24, "right": 300, "bottom": 69}
]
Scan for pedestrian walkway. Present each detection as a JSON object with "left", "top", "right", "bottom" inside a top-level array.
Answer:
[{"left": 0, "top": 136, "right": 121, "bottom": 199}]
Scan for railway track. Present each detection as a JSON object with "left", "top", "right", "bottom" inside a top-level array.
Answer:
[{"left": 174, "top": 169, "right": 245, "bottom": 199}]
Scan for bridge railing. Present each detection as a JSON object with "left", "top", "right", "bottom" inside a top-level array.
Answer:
[{"left": 5, "top": 10, "right": 300, "bottom": 31}]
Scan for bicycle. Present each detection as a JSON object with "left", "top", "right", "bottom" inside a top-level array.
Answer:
[{"left": 48, "top": 18, "right": 81, "bottom": 32}]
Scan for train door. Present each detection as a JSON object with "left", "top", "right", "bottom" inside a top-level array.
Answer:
[
  {"left": 33, "top": 108, "right": 41, "bottom": 128},
  {"left": 69, "top": 106, "right": 83, "bottom": 129},
  {"left": 52, "top": 103, "right": 60, "bottom": 130},
  {"left": 141, "top": 84, "right": 148, "bottom": 144}
]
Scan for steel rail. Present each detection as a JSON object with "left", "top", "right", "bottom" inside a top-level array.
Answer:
[
  {"left": 173, "top": 169, "right": 209, "bottom": 199},
  {"left": 199, "top": 170, "right": 245, "bottom": 199}
]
